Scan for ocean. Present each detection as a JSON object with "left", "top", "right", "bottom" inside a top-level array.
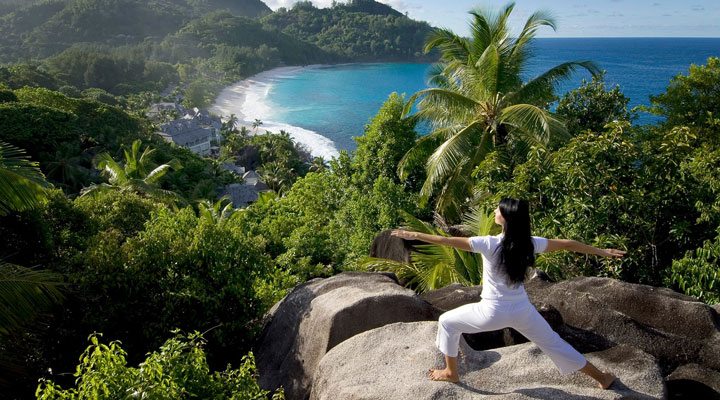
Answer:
[{"left": 211, "top": 38, "right": 720, "bottom": 159}]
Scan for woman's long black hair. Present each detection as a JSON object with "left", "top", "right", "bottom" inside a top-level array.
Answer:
[{"left": 497, "top": 198, "right": 535, "bottom": 285}]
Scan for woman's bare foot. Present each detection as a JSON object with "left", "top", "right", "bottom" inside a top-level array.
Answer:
[
  {"left": 428, "top": 368, "right": 459, "bottom": 383},
  {"left": 597, "top": 372, "right": 616, "bottom": 389}
]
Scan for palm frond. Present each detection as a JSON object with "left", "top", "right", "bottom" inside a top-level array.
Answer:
[
  {"left": 0, "top": 142, "right": 50, "bottom": 216},
  {"left": 95, "top": 152, "right": 128, "bottom": 186},
  {"left": 421, "top": 120, "right": 484, "bottom": 199},
  {"left": 475, "top": 44, "right": 500, "bottom": 95},
  {"left": 461, "top": 206, "right": 498, "bottom": 236},
  {"left": 359, "top": 257, "right": 425, "bottom": 288},
  {"left": 144, "top": 159, "right": 180, "bottom": 186},
  {"left": 79, "top": 183, "right": 114, "bottom": 198},
  {"left": 0, "top": 262, "right": 64, "bottom": 335},
  {"left": 509, "top": 61, "right": 601, "bottom": 105},
  {"left": 511, "top": 9, "right": 556, "bottom": 60},
  {"left": 500, "top": 104, "right": 567, "bottom": 145},
  {"left": 415, "top": 88, "right": 480, "bottom": 112},
  {"left": 397, "top": 130, "right": 446, "bottom": 181},
  {"left": 424, "top": 28, "right": 471, "bottom": 61}
]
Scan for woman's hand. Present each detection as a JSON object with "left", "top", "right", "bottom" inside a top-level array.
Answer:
[
  {"left": 600, "top": 248, "right": 626, "bottom": 258},
  {"left": 390, "top": 229, "right": 417, "bottom": 240}
]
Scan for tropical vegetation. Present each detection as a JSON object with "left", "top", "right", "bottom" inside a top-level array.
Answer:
[{"left": 0, "top": 1, "right": 719, "bottom": 398}]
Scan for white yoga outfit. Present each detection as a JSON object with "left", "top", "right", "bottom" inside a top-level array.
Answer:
[{"left": 435, "top": 235, "right": 587, "bottom": 375}]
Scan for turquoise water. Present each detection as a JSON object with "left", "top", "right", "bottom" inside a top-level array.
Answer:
[{"left": 214, "top": 38, "right": 720, "bottom": 157}]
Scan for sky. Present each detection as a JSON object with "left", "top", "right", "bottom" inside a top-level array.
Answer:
[{"left": 261, "top": 0, "right": 720, "bottom": 37}]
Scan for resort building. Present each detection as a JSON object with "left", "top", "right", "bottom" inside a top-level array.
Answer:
[
  {"left": 155, "top": 106, "right": 222, "bottom": 156},
  {"left": 223, "top": 171, "right": 271, "bottom": 208}
]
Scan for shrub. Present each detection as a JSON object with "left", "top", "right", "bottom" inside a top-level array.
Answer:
[
  {"left": 36, "top": 332, "right": 284, "bottom": 400},
  {"left": 667, "top": 233, "right": 720, "bottom": 304}
]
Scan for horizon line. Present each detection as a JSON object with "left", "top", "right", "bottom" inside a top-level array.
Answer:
[{"left": 534, "top": 36, "right": 720, "bottom": 39}]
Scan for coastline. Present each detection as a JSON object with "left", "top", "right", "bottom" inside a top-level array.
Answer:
[{"left": 211, "top": 65, "right": 340, "bottom": 160}]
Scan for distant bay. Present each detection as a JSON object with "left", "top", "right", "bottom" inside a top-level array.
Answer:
[{"left": 211, "top": 38, "right": 720, "bottom": 159}]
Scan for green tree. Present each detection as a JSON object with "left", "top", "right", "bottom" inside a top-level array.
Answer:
[
  {"left": 667, "top": 231, "right": 720, "bottom": 304},
  {"left": 556, "top": 72, "right": 632, "bottom": 135},
  {"left": 400, "top": 2, "right": 599, "bottom": 220},
  {"left": 649, "top": 56, "right": 720, "bottom": 132},
  {"left": 352, "top": 92, "right": 417, "bottom": 186},
  {"left": 81, "top": 140, "right": 183, "bottom": 204}
]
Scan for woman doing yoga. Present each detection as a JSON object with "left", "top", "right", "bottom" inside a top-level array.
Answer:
[{"left": 391, "top": 198, "right": 624, "bottom": 389}]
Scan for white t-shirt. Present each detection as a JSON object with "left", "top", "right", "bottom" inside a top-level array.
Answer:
[{"left": 468, "top": 234, "right": 548, "bottom": 301}]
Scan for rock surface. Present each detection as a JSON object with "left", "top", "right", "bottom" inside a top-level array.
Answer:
[
  {"left": 310, "top": 321, "right": 666, "bottom": 400},
  {"left": 419, "top": 282, "right": 482, "bottom": 312},
  {"left": 666, "top": 363, "right": 720, "bottom": 399},
  {"left": 255, "top": 272, "right": 436, "bottom": 400},
  {"left": 525, "top": 276, "right": 720, "bottom": 373}
]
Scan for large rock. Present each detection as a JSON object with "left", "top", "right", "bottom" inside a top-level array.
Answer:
[
  {"left": 666, "top": 363, "right": 720, "bottom": 399},
  {"left": 420, "top": 282, "right": 482, "bottom": 312},
  {"left": 310, "top": 321, "right": 665, "bottom": 400},
  {"left": 255, "top": 272, "right": 436, "bottom": 400},
  {"left": 525, "top": 276, "right": 720, "bottom": 374}
]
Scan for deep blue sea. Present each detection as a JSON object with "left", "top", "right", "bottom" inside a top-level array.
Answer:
[{"left": 212, "top": 38, "right": 720, "bottom": 158}]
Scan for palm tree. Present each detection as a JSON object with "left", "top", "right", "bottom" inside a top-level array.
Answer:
[
  {"left": 45, "top": 142, "right": 91, "bottom": 193},
  {"left": 0, "top": 142, "right": 63, "bottom": 335},
  {"left": 252, "top": 118, "right": 263, "bottom": 133},
  {"left": 399, "top": 3, "right": 600, "bottom": 220},
  {"left": 221, "top": 114, "right": 240, "bottom": 141},
  {"left": 80, "top": 140, "right": 183, "bottom": 204},
  {"left": 258, "top": 160, "right": 294, "bottom": 195},
  {"left": 309, "top": 156, "right": 327, "bottom": 173}
]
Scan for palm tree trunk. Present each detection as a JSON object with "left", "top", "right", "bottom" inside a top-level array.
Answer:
[{"left": 496, "top": 123, "right": 509, "bottom": 145}]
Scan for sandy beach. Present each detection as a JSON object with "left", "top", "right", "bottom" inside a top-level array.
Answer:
[{"left": 211, "top": 66, "right": 340, "bottom": 160}]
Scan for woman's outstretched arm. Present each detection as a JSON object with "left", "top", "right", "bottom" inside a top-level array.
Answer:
[
  {"left": 390, "top": 230, "right": 473, "bottom": 252},
  {"left": 545, "top": 239, "right": 626, "bottom": 258}
]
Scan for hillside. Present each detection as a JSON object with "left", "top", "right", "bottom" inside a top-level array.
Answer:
[
  {"left": 0, "top": 0, "right": 433, "bottom": 98},
  {"left": 0, "top": 0, "right": 271, "bottom": 61},
  {"left": 262, "top": 0, "right": 433, "bottom": 61}
]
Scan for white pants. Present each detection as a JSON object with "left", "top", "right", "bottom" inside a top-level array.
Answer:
[{"left": 435, "top": 299, "right": 587, "bottom": 374}]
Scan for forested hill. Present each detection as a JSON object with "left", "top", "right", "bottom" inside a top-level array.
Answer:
[
  {"left": 262, "top": 0, "right": 433, "bottom": 60},
  {"left": 0, "top": 0, "right": 272, "bottom": 60},
  {"left": 0, "top": 0, "right": 433, "bottom": 102}
]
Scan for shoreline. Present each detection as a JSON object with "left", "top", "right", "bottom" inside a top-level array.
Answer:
[{"left": 210, "top": 65, "right": 341, "bottom": 160}]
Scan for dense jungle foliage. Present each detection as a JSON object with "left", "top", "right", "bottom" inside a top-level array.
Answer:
[{"left": 0, "top": 2, "right": 719, "bottom": 399}]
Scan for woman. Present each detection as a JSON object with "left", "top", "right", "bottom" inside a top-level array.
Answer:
[{"left": 391, "top": 198, "right": 624, "bottom": 389}]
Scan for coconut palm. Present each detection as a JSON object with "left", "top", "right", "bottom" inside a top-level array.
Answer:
[
  {"left": 45, "top": 142, "right": 92, "bottom": 193},
  {"left": 80, "top": 140, "right": 183, "bottom": 204},
  {"left": 309, "top": 156, "right": 327, "bottom": 173},
  {"left": 258, "top": 160, "right": 294, "bottom": 195},
  {"left": 399, "top": 2, "right": 600, "bottom": 220}
]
